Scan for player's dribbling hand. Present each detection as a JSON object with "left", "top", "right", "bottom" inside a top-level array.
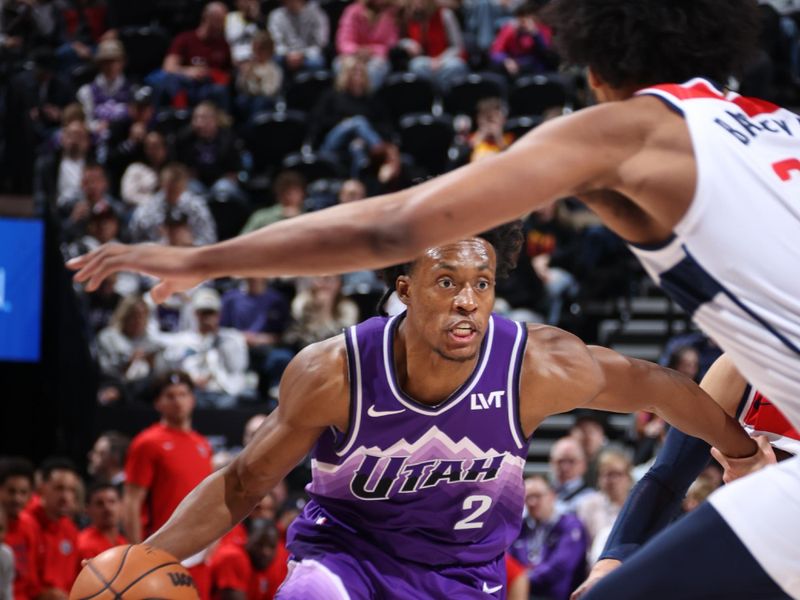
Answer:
[
  {"left": 711, "top": 435, "right": 777, "bottom": 483},
  {"left": 570, "top": 558, "right": 621, "bottom": 599},
  {"left": 67, "top": 242, "right": 205, "bottom": 303}
]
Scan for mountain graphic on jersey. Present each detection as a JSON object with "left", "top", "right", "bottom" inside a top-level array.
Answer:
[{"left": 310, "top": 425, "right": 526, "bottom": 502}]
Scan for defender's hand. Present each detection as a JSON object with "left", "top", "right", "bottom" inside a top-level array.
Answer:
[
  {"left": 711, "top": 435, "right": 777, "bottom": 483},
  {"left": 571, "top": 558, "right": 621, "bottom": 599}
]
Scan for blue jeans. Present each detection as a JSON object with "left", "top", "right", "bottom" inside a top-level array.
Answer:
[
  {"left": 408, "top": 55, "right": 469, "bottom": 93},
  {"left": 320, "top": 116, "right": 384, "bottom": 178},
  {"left": 146, "top": 70, "right": 230, "bottom": 111}
]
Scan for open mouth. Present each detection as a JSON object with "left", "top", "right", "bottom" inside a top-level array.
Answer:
[{"left": 448, "top": 322, "right": 478, "bottom": 343}]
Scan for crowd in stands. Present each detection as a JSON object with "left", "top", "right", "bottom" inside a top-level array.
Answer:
[{"left": 1, "top": 0, "right": 798, "bottom": 597}]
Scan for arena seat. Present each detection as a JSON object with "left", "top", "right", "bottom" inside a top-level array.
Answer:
[
  {"left": 246, "top": 110, "right": 308, "bottom": 173},
  {"left": 285, "top": 70, "right": 334, "bottom": 113},
  {"left": 443, "top": 72, "right": 507, "bottom": 117},
  {"left": 282, "top": 150, "right": 344, "bottom": 183},
  {"left": 375, "top": 72, "right": 437, "bottom": 124},
  {"left": 398, "top": 113, "right": 455, "bottom": 176},
  {"left": 118, "top": 26, "right": 170, "bottom": 81},
  {"left": 509, "top": 75, "right": 568, "bottom": 117}
]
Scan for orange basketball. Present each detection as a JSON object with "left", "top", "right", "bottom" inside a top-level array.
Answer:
[{"left": 70, "top": 545, "right": 200, "bottom": 600}]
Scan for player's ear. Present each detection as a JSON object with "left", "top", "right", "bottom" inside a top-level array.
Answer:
[{"left": 396, "top": 276, "right": 411, "bottom": 305}]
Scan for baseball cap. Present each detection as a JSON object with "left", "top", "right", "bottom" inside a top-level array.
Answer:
[{"left": 191, "top": 287, "right": 221, "bottom": 312}]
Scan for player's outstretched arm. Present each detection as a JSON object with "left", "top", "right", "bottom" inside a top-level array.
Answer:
[
  {"left": 67, "top": 101, "right": 650, "bottom": 300},
  {"left": 144, "top": 336, "right": 350, "bottom": 560}
]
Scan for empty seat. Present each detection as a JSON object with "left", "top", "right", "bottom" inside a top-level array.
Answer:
[
  {"left": 153, "top": 108, "right": 192, "bottom": 138},
  {"left": 246, "top": 110, "right": 308, "bottom": 173},
  {"left": 399, "top": 113, "right": 454, "bottom": 176},
  {"left": 509, "top": 75, "right": 568, "bottom": 117},
  {"left": 118, "top": 26, "right": 170, "bottom": 80},
  {"left": 208, "top": 198, "right": 253, "bottom": 241},
  {"left": 375, "top": 72, "right": 436, "bottom": 124},
  {"left": 505, "top": 115, "right": 543, "bottom": 140},
  {"left": 282, "top": 150, "right": 344, "bottom": 183},
  {"left": 444, "top": 72, "right": 506, "bottom": 117},
  {"left": 285, "top": 70, "right": 333, "bottom": 113}
]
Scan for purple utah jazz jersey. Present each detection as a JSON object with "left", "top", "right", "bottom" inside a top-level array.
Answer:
[{"left": 287, "top": 313, "right": 530, "bottom": 567}]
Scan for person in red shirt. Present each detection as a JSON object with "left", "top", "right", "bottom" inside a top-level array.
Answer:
[
  {"left": 505, "top": 552, "right": 530, "bottom": 600},
  {"left": 0, "top": 459, "right": 42, "bottom": 600},
  {"left": 210, "top": 520, "right": 288, "bottom": 600},
  {"left": 76, "top": 483, "right": 127, "bottom": 561},
  {"left": 155, "top": 1, "right": 232, "bottom": 109},
  {"left": 123, "top": 370, "right": 213, "bottom": 598},
  {"left": 25, "top": 458, "right": 81, "bottom": 597}
]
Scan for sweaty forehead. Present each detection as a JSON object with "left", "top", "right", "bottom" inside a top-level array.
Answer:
[{"left": 421, "top": 238, "right": 495, "bottom": 268}]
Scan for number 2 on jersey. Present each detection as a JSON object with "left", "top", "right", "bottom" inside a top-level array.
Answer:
[
  {"left": 772, "top": 158, "right": 800, "bottom": 182},
  {"left": 454, "top": 495, "right": 492, "bottom": 530}
]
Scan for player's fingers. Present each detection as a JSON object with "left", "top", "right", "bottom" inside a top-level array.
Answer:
[
  {"left": 85, "top": 255, "right": 126, "bottom": 292},
  {"left": 150, "top": 280, "right": 177, "bottom": 304},
  {"left": 709, "top": 446, "right": 726, "bottom": 466},
  {"left": 72, "top": 243, "right": 122, "bottom": 283}
]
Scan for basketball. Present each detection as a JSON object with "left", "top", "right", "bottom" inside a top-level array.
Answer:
[{"left": 69, "top": 545, "right": 199, "bottom": 600}]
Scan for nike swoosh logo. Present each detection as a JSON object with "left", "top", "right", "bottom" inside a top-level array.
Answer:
[
  {"left": 482, "top": 582, "right": 503, "bottom": 594},
  {"left": 367, "top": 406, "right": 406, "bottom": 418}
]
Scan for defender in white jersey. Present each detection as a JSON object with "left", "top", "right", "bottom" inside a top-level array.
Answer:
[{"left": 69, "top": 0, "right": 800, "bottom": 597}]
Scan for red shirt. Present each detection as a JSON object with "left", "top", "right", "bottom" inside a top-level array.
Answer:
[
  {"left": 168, "top": 30, "right": 231, "bottom": 80},
  {"left": 26, "top": 504, "right": 80, "bottom": 593},
  {"left": 505, "top": 552, "right": 527, "bottom": 588},
  {"left": 76, "top": 526, "right": 128, "bottom": 562},
  {"left": 6, "top": 512, "right": 42, "bottom": 600},
  {"left": 126, "top": 423, "right": 213, "bottom": 536},
  {"left": 210, "top": 540, "right": 289, "bottom": 600},
  {"left": 219, "top": 523, "right": 248, "bottom": 549}
]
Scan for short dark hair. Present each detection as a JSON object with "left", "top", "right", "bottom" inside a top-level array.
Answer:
[
  {"left": 273, "top": 170, "right": 306, "bottom": 197},
  {"left": 542, "top": 0, "right": 761, "bottom": 88},
  {"left": 40, "top": 457, "right": 79, "bottom": 482},
  {"left": 86, "top": 481, "right": 120, "bottom": 503},
  {"left": 525, "top": 473, "right": 555, "bottom": 491},
  {"left": 0, "top": 458, "right": 35, "bottom": 487},
  {"left": 150, "top": 370, "right": 194, "bottom": 402},
  {"left": 379, "top": 221, "right": 524, "bottom": 312}
]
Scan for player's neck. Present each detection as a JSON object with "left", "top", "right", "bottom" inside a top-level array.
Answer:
[
  {"left": 161, "top": 418, "right": 192, "bottom": 432},
  {"left": 394, "top": 326, "right": 478, "bottom": 405},
  {"left": 99, "top": 525, "right": 120, "bottom": 540}
]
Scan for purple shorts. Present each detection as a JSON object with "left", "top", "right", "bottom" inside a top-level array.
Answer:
[{"left": 277, "top": 525, "right": 506, "bottom": 599}]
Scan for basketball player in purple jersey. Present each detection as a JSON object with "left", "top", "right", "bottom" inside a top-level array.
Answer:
[
  {"left": 68, "top": 2, "right": 800, "bottom": 596},
  {"left": 138, "top": 223, "right": 756, "bottom": 599}
]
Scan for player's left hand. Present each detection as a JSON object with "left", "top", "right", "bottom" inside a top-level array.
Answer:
[{"left": 711, "top": 435, "right": 777, "bottom": 483}]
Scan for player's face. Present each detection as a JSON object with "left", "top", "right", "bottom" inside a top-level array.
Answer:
[
  {"left": 155, "top": 383, "right": 196, "bottom": 423},
  {"left": 400, "top": 239, "right": 496, "bottom": 362},
  {"left": 0, "top": 476, "right": 32, "bottom": 518},
  {"left": 43, "top": 470, "right": 80, "bottom": 518},
  {"left": 88, "top": 489, "right": 121, "bottom": 530}
]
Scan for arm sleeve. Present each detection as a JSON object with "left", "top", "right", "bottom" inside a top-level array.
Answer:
[
  {"left": 440, "top": 8, "right": 464, "bottom": 59},
  {"left": 529, "top": 517, "right": 587, "bottom": 588},
  {"left": 600, "top": 426, "right": 712, "bottom": 561}
]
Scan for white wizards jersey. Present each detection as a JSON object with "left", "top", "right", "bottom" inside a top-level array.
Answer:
[{"left": 629, "top": 78, "right": 800, "bottom": 430}]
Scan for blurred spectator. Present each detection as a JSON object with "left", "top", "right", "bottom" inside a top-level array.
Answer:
[
  {"left": 123, "top": 370, "right": 213, "bottom": 595},
  {"left": 267, "top": 0, "right": 329, "bottom": 74},
  {"left": 285, "top": 275, "right": 359, "bottom": 347},
  {"left": 510, "top": 475, "right": 587, "bottom": 600},
  {"left": 490, "top": 1, "right": 557, "bottom": 78},
  {"left": 241, "top": 170, "right": 306, "bottom": 233},
  {"left": 549, "top": 436, "right": 595, "bottom": 514},
  {"left": 312, "top": 57, "right": 399, "bottom": 180},
  {"left": 25, "top": 458, "right": 81, "bottom": 596},
  {"left": 235, "top": 31, "right": 283, "bottom": 118},
  {"left": 666, "top": 345, "right": 701, "bottom": 382},
  {"left": 97, "top": 295, "right": 164, "bottom": 399},
  {"left": 576, "top": 448, "right": 633, "bottom": 563},
  {"left": 57, "top": 0, "right": 109, "bottom": 71},
  {"left": 467, "top": 97, "right": 513, "bottom": 162},
  {"left": 505, "top": 553, "right": 530, "bottom": 600},
  {"left": 77, "top": 39, "right": 132, "bottom": 136},
  {"left": 104, "top": 86, "right": 157, "bottom": 190},
  {"left": 220, "top": 278, "right": 291, "bottom": 346},
  {"left": 174, "top": 101, "right": 244, "bottom": 198},
  {"left": 631, "top": 410, "right": 667, "bottom": 470},
  {"left": 0, "top": 504, "right": 11, "bottom": 600},
  {"left": 682, "top": 477, "right": 717, "bottom": 514},
  {"left": 336, "top": 179, "right": 385, "bottom": 297},
  {"left": 243, "top": 414, "right": 269, "bottom": 446},
  {"left": 209, "top": 519, "right": 289, "bottom": 600},
  {"left": 63, "top": 199, "right": 123, "bottom": 264},
  {"left": 86, "top": 431, "right": 130, "bottom": 487},
  {"left": 335, "top": 0, "right": 399, "bottom": 89},
  {"left": 395, "top": 0, "right": 468, "bottom": 92},
  {"left": 225, "top": 0, "right": 266, "bottom": 65},
  {"left": 76, "top": 483, "right": 127, "bottom": 561},
  {"left": 153, "top": 1, "right": 232, "bottom": 109},
  {"left": 569, "top": 410, "right": 608, "bottom": 487},
  {"left": 0, "top": 0, "right": 61, "bottom": 58},
  {"left": 120, "top": 130, "right": 169, "bottom": 207},
  {"left": 59, "top": 163, "right": 126, "bottom": 243},
  {"left": 80, "top": 275, "right": 124, "bottom": 334},
  {"left": 461, "top": 0, "right": 516, "bottom": 60},
  {"left": 129, "top": 162, "right": 217, "bottom": 244},
  {"left": 167, "top": 288, "right": 253, "bottom": 407},
  {"left": 7, "top": 48, "right": 74, "bottom": 191},
  {"left": 34, "top": 116, "right": 92, "bottom": 209},
  {"left": 0, "top": 459, "right": 40, "bottom": 600},
  {"left": 658, "top": 331, "right": 721, "bottom": 379}
]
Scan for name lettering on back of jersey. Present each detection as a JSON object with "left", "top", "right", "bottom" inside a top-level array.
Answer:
[
  {"left": 714, "top": 110, "right": 798, "bottom": 146},
  {"left": 470, "top": 391, "right": 505, "bottom": 410},
  {"left": 350, "top": 454, "right": 505, "bottom": 500}
]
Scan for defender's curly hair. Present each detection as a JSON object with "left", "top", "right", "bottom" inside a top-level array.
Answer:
[
  {"left": 378, "top": 221, "right": 524, "bottom": 315},
  {"left": 542, "top": 0, "right": 761, "bottom": 89}
]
